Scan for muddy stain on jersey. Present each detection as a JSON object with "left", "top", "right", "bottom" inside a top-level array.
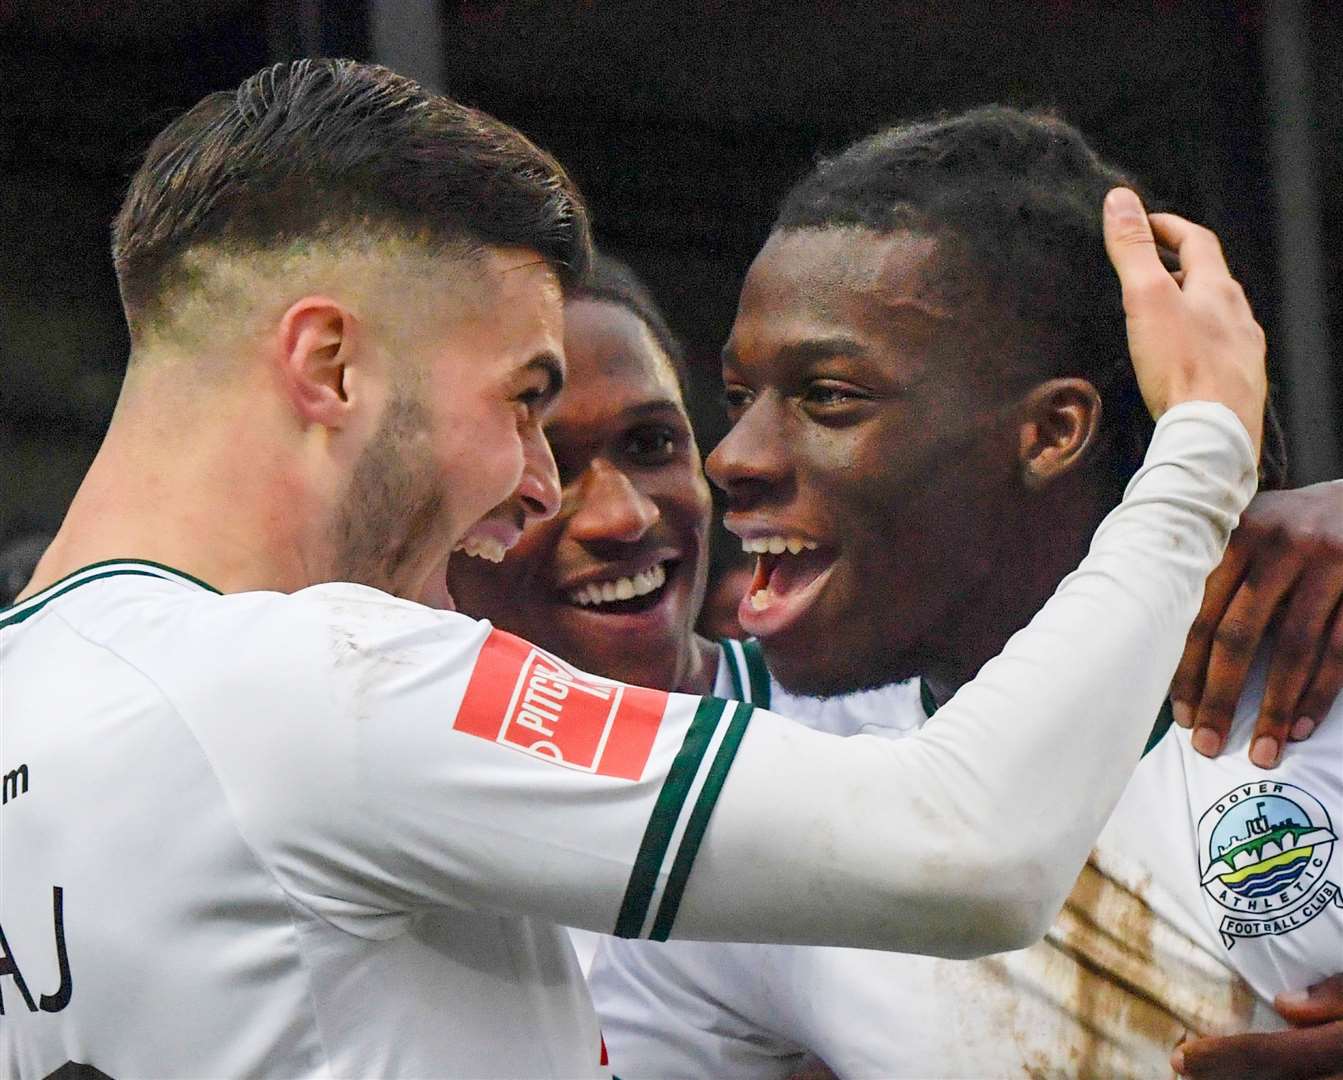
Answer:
[{"left": 1029, "top": 850, "right": 1257, "bottom": 1078}]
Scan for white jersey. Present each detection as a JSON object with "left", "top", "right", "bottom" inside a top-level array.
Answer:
[
  {"left": 567, "top": 644, "right": 925, "bottom": 976},
  {"left": 1, "top": 570, "right": 699, "bottom": 1078},
  {"left": 0, "top": 403, "right": 1256, "bottom": 1077},
  {"left": 591, "top": 619, "right": 1343, "bottom": 1073}
]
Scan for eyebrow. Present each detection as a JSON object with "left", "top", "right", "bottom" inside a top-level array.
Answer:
[
  {"left": 543, "top": 399, "right": 690, "bottom": 446},
  {"left": 721, "top": 335, "right": 869, "bottom": 368},
  {"left": 619, "top": 399, "right": 688, "bottom": 421}
]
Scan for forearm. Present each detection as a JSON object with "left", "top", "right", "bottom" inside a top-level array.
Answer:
[{"left": 673, "top": 403, "right": 1257, "bottom": 955}]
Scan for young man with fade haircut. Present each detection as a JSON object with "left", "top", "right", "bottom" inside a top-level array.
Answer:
[
  {"left": 589, "top": 107, "right": 1343, "bottom": 1079},
  {"left": 1, "top": 62, "right": 1266, "bottom": 1076}
]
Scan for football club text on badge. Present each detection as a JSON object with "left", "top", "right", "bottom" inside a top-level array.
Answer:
[{"left": 1196, "top": 780, "right": 1339, "bottom": 949}]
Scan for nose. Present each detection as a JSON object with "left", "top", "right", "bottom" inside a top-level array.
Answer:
[
  {"left": 705, "top": 393, "right": 789, "bottom": 506},
  {"left": 568, "top": 459, "right": 660, "bottom": 543},
  {"left": 516, "top": 424, "right": 562, "bottom": 522}
]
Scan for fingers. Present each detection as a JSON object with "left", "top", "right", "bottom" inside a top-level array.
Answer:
[
  {"left": 1175, "top": 483, "right": 1343, "bottom": 761},
  {"left": 1148, "top": 212, "right": 1233, "bottom": 283},
  {"left": 1103, "top": 190, "right": 1181, "bottom": 307},
  {"left": 1295, "top": 601, "right": 1343, "bottom": 736},
  {"left": 1256, "top": 570, "right": 1343, "bottom": 759},
  {"left": 1174, "top": 1021, "right": 1343, "bottom": 1079},
  {"left": 1277, "top": 975, "right": 1343, "bottom": 1027},
  {"left": 1104, "top": 190, "right": 1266, "bottom": 450},
  {"left": 1173, "top": 539, "right": 1254, "bottom": 737},
  {"left": 1194, "top": 553, "right": 1301, "bottom": 766}
]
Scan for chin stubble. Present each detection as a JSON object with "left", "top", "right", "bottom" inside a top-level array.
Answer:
[{"left": 331, "top": 389, "right": 443, "bottom": 592}]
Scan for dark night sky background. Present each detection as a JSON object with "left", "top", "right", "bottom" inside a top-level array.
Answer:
[{"left": 2, "top": 1, "right": 1340, "bottom": 550}]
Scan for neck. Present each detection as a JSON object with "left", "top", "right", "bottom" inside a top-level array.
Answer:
[
  {"left": 675, "top": 633, "right": 721, "bottom": 696},
  {"left": 22, "top": 376, "right": 329, "bottom": 600},
  {"left": 922, "top": 478, "right": 1111, "bottom": 705}
]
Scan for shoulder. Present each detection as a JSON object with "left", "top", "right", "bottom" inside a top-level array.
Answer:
[
  {"left": 67, "top": 581, "right": 497, "bottom": 784},
  {"left": 284, "top": 582, "right": 490, "bottom": 672},
  {"left": 114, "top": 582, "right": 489, "bottom": 700}
]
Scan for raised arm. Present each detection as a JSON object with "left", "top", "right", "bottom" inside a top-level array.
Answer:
[
  {"left": 659, "top": 193, "right": 1268, "bottom": 956},
  {"left": 235, "top": 199, "right": 1267, "bottom": 961},
  {"left": 674, "top": 402, "right": 1255, "bottom": 954}
]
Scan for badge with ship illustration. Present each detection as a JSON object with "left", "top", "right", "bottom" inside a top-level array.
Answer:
[{"left": 1198, "top": 781, "right": 1340, "bottom": 948}]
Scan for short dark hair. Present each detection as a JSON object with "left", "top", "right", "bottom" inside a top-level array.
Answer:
[
  {"left": 113, "top": 58, "right": 592, "bottom": 338},
  {"left": 567, "top": 252, "right": 688, "bottom": 394},
  {"left": 775, "top": 105, "right": 1285, "bottom": 492}
]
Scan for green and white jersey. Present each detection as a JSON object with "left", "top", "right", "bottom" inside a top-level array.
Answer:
[
  {"left": 0, "top": 567, "right": 749, "bottom": 1078},
  {"left": 592, "top": 664, "right": 1342, "bottom": 1078},
  {"left": 715, "top": 637, "right": 926, "bottom": 738},
  {"left": 592, "top": 499, "right": 1341, "bottom": 1071},
  {"left": 1, "top": 402, "right": 1258, "bottom": 1077}
]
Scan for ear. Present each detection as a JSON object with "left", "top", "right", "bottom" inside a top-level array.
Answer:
[
  {"left": 275, "top": 297, "right": 357, "bottom": 429},
  {"left": 1016, "top": 377, "right": 1103, "bottom": 490}
]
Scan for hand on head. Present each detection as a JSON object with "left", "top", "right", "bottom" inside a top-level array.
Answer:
[{"left": 1102, "top": 188, "right": 1267, "bottom": 453}]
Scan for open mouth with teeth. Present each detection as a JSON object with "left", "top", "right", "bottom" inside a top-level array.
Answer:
[
  {"left": 455, "top": 536, "right": 509, "bottom": 563},
  {"left": 741, "top": 535, "right": 836, "bottom": 628},
  {"left": 565, "top": 560, "right": 676, "bottom": 615}
]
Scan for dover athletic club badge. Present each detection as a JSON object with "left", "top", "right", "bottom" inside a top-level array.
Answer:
[{"left": 1197, "top": 780, "right": 1340, "bottom": 949}]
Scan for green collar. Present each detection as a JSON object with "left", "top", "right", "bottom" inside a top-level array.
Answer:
[
  {"left": 0, "top": 559, "right": 220, "bottom": 629},
  {"left": 718, "top": 638, "right": 772, "bottom": 709}
]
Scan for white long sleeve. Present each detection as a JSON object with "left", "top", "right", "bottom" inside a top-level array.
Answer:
[
  {"left": 670, "top": 401, "right": 1257, "bottom": 956},
  {"left": 0, "top": 403, "right": 1256, "bottom": 1075}
]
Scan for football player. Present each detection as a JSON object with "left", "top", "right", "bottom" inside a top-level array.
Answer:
[
  {"left": 495, "top": 110, "right": 1337, "bottom": 1078},
  {"left": 0, "top": 67, "right": 1267, "bottom": 1077}
]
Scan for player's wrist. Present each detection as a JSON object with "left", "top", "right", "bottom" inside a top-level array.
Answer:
[{"left": 1163, "top": 381, "right": 1264, "bottom": 455}]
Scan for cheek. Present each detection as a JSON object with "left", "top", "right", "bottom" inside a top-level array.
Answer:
[
  {"left": 440, "top": 410, "right": 526, "bottom": 502},
  {"left": 450, "top": 543, "right": 533, "bottom": 620},
  {"left": 658, "top": 465, "right": 713, "bottom": 533},
  {"left": 795, "top": 429, "right": 890, "bottom": 511},
  {"left": 498, "top": 523, "right": 554, "bottom": 584}
]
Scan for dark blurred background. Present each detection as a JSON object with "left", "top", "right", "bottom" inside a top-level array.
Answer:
[{"left": 2, "top": 0, "right": 1340, "bottom": 558}]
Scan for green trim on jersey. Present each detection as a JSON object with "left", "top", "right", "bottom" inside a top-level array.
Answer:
[
  {"left": 615, "top": 697, "right": 726, "bottom": 937},
  {"left": 720, "top": 639, "right": 747, "bottom": 701},
  {"left": 741, "top": 640, "right": 770, "bottom": 708},
  {"left": 1143, "top": 699, "right": 1176, "bottom": 756},
  {"left": 0, "top": 560, "right": 220, "bottom": 629},
  {"left": 615, "top": 697, "right": 755, "bottom": 940},
  {"left": 919, "top": 677, "right": 939, "bottom": 720},
  {"left": 649, "top": 702, "right": 755, "bottom": 941},
  {"left": 917, "top": 678, "right": 1176, "bottom": 760},
  {"left": 718, "top": 638, "right": 772, "bottom": 710}
]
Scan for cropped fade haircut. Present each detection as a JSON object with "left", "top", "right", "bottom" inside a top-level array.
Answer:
[
  {"left": 775, "top": 105, "right": 1285, "bottom": 493},
  {"left": 112, "top": 58, "right": 592, "bottom": 341}
]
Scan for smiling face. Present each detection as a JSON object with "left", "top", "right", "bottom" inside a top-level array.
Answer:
[
  {"left": 334, "top": 246, "right": 567, "bottom": 600},
  {"left": 708, "top": 227, "right": 1038, "bottom": 696},
  {"left": 450, "top": 297, "right": 712, "bottom": 690}
]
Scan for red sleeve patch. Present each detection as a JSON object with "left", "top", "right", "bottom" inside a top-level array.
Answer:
[{"left": 454, "top": 629, "right": 667, "bottom": 781}]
